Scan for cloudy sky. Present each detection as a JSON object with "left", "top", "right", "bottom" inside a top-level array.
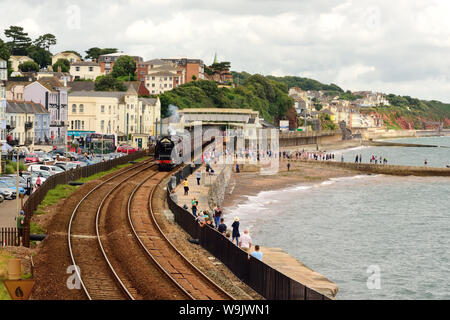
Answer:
[{"left": 1, "top": 0, "right": 450, "bottom": 102}]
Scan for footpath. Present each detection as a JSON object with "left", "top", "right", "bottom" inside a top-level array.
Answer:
[{"left": 173, "top": 161, "right": 339, "bottom": 299}]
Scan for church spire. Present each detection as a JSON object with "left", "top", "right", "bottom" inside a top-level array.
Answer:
[{"left": 213, "top": 52, "right": 218, "bottom": 64}]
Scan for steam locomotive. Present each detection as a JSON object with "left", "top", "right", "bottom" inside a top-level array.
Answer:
[{"left": 154, "top": 135, "right": 185, "bottom": 171}]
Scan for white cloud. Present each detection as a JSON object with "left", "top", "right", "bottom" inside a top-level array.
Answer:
[{"left": 1, "top": 0, "right": 450, "bottom": 102}]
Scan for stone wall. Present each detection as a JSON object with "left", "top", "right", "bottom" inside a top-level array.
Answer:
[{"left": 207, "top": 165, "right": 232, "bottom": 209}]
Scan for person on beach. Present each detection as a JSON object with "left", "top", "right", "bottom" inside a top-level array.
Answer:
[
  {"left": 239, "top": 229, "right": 252, "bottom": 252},
  {"left": 287, "top": 163, "right": 291, "bottom": 171},
  {"left": 231, "top": 217, "right": 240, "bottom": 247},
  {"left": 196, "top": 170, "right": 201, "bottom": 185},
  {"left": 236, "top": 164, "right": 240, "bottom": 173},
  {"left": 183, "top": 179, "right": 189, "bottom": 195},
  {"left": 249, "top": 245, "right": 263, "bottom": 261},
  {"left": 218, "top": 218, "right": 227, "bottom": 235}
]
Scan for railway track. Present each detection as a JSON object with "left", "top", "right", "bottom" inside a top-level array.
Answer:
[
  {"left": 68, "top": 159, "right": 155, "bottom": 300},
  {"left": 128, "top": 169, "right": 235, "bottom": 300},
  {"left": 68, "top": 158, "right": 233, "bottom": 300}
]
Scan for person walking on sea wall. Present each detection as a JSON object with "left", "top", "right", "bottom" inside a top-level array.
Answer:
[
  {"left": 355, "top": 155, "right": 359, "bottom": 163},
  {"left": 191, "top": 198, "right": 198, "bottom": 217},
  {"left": 231, "top": 217, "right": 240, "bottom": 247},
  {"left": 239, "top": 229, "right": 252, "bottom": 253},
  {"left": 184, "top": 179, "right": 189, "bottom": 195},
  {"left": 196, "top": 170, "right": 202, "bottom": 186}
]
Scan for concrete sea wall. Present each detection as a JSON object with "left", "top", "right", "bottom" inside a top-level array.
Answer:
[{"left": 306, "top": 160, "right": 450, "bottom": 177}]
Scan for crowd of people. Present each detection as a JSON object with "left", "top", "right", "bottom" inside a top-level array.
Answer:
[{"left": 183, "top": 196, "right": 262, "bottom": 261}]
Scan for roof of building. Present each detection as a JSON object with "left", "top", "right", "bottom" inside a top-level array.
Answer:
[
  {"left": 123, "top": 81, "right": 140, "bottom": 93},
  {"left": 320, "top": 109, "right": 335, "bottom": 116},
  {"left": 179, "top": 108, "right": 259, "bottom": 115},
  {"left": 69, "top": 91, "right": 126, "bottom": 98},
  {"left": 5, "top": 81, "right": 30, "bottom": 90},
  {"left": 9, "top": 56, "right": 33, "bottom": 61},
  {"left": 143, "top": 59, "right": 170, "bottom": 65},
  {"left": 54, "top": 51, "right": 82, "bottom": 58},
  {"left": 139, "top": 98, "right": 158, "bottom": 106},
  {"left": 34, "top": 77, "right": 64, "bottom": 92},
  {"left": 67, "top": 81, "right": 95, "bottom": 92},
  {"left": 71, "top": 61, "right": 99, "bottom": 67},
  {"left": 125, "top": 83, "right": 138, "bottom": 95},
  {"left": 6, "top": 101, "right": 48, "bottom": 114},
  {"left": 148, "top": 71, "right": 178, "bottom": 77}
]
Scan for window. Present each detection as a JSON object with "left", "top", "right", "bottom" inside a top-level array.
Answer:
[
  {"left": 101, "top": 105, "right": 105, "bottom": 113},
  {"left": 152, "top": 76, "right": 155, "bottom": 80},
  {"left": 101, "top": 120, "right": 104, "bottom": 131},
  {"left": 169, "top": 84, "right": 172, "bottom": 88},
  {"left": 152, "top": 83, "right": 155, "bottom": 87},
  {"left": 72, "top": 104, "right": 77, "bottom": 113},
  {"left": 79, "top": 104, "right": 84, "bottom": 113},
  {"left": 109, "top": 106, "right": 111, "bottom": 114},
  {"left": 164, "top": 77, "right": 167, "bottom": 81},
  {"left": 169, "top": 77, "right": 172, "bottom": 81},
  {"left": 81, "top": 121, "right": 85, "bottom": 130},
  {"left": 71, "top": 121, "right": 74, "bottom": 130},
  {"left": 89, "top": 67, "right": 93, "bottom": 72},
  {"left": 164, "top": 84, "right": 167, "bottom": 88},
  {"left": 76, "top": 67, "right": 80, "bottom": 71}
]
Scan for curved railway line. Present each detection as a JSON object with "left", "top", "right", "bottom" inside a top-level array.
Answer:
[{"left": 67, "top": 158, "right": 234, "bottom": 300}]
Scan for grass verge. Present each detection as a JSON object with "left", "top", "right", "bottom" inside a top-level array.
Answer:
[{"left": 33, "top": 156, "right": 149, "bottom": 219}]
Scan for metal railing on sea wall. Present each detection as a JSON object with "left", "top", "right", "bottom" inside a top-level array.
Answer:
[
  {"left": 21, "top": 151, "right": 147, "bottom": 247},
  {"left": 166, "top": 165, "right": 330, "bottom": 300}
]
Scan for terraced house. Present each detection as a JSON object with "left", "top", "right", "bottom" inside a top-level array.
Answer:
[
  {"left": 5, "top": 101, "right": 50, "bottom": 147},
  {"left": 24, "top": 77, "right": 69, "bottom": 143},
  {"left": 68, "top": 85, "right": 160, "bottom": 145},
  {"left": 1, "top": 58, "right": 7, "bottom": 142}
]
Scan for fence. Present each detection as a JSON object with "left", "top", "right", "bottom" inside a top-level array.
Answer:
[
  {"left": 166, "top": 166, "right": 330, "bottom": 300},
  {"left": 1, "top": 227, "right": 19, "bottom": 247},
  {"left": 21, "top": 151, "right": 147, "bottom": 247}
]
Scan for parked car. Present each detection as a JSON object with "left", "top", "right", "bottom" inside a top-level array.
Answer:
[
  {"left": 0, "top": 189, "right": 13, "bottom": 200},
  {"left": 35, "top": 151, "right": 53, "bottom": 163},
  {"left": 25, "top": 153, "right": 40, "bottom": 164},
  {"left": 27, "top": 164, "right": 65, "bottom": 175},
  {"left": 0, "top": 180, "right": 25, "bottom": 196},
  {"left": 119, "top": 146, "right": 138, "bottom": 154}
]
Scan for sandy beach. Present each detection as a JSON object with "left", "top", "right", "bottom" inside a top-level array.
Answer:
[{"left": 223, "top": 160, "right": 359, "bottom": 209}]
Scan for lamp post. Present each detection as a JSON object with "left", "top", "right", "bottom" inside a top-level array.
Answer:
[{"left": 14, "top": 147, "right": 20, "bottom": 216}]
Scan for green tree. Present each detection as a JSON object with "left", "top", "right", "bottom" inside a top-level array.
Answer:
[
  {"left": 95, "top": 74, "right": 126, "bottom": 91},
  {"left": 111, "top": 55, "right": 136, "bottom": 78},
  {"left": 33, "top": 33, "right": 57, "bottom": 51},
  {"left": 52, "top": 58, "right": 70, "bottom": 72},
  {"left": 28, "top": 45, "right": 52, "bottom": 68},
  {"left": 4, "top": 26, "right": 31, "bottom": 55},
  {"left": 18, "top": 61, "right": 39, "bottom": 72},
  {"left": 85, "top": 47, "right": 118, "bottom": 61}
]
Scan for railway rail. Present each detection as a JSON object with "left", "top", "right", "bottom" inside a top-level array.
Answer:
[
  {"left": 67, "top": 157, "right": 233, "bottom": 300},
  {"left": 128, "top": 169, "right": 235, "bottom": 300}
]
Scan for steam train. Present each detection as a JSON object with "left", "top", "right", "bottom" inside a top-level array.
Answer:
[
  {"left": 154, "top": 135, "right": 186, "bottom": 171},
  {"left": 155, "top": 134, "right": 213, "bottom": 171}
]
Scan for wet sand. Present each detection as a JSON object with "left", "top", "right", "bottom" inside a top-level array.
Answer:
[{"left": 223, "top": 161, "right": 359, "bottom": 208}]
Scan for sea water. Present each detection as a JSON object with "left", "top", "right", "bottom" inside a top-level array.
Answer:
[{"left": 224, "top": 137, "right": 450, "bottom": 300}]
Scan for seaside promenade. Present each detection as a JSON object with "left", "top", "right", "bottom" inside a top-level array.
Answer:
[{"left": 172, "top": 160, "right": 339, "bottom": 299}]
